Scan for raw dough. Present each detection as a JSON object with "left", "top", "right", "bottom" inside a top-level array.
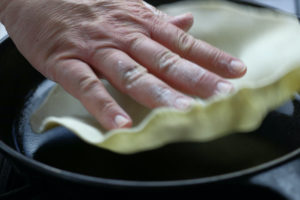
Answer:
[{"left": 31, "top": 1, "right": 300, "bottom": 154}]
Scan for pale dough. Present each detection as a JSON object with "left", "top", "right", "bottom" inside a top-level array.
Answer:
[{"left": 31, "top": 1, "right": 300, "bottom": 154}]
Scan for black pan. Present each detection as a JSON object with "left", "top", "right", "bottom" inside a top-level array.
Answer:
[{"left": 0, "top": 0, "right": 300, "bottom": 199}]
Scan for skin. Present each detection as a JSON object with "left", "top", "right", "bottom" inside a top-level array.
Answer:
[{"left": 0, "top": 0, "right": 246, "bottom": 130}]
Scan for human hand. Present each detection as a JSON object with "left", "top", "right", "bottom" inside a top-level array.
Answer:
[{"left": 0, "top": 0, "right": 246, "bottom": 130}]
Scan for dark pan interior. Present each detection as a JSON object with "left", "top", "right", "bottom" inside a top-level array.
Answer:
[
  {"left": 0, "top": 0, "right": 300, "bottom": 182},
  {"left": 14, "top": 90, "right": 300, "bottom": 181},
  {"left": 4, "top": 40, "right": 300, "bottom": 181}
]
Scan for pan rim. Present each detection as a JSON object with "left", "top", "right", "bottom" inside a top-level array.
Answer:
[{"left": 0, "top": 140, "right": 299, "bottom": 188}]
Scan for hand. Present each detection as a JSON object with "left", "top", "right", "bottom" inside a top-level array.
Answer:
[{"left": 1, "top": 0, "right": 246, "bottom": 130}]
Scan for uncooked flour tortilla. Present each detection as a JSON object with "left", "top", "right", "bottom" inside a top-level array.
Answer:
[{"left": 31, "top": 0, "right": 300, "bottom": 154}]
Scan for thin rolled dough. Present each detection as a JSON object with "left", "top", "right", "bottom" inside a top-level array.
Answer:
[{"left": 31, "top": 1, "right": 300, "bottom": 154}]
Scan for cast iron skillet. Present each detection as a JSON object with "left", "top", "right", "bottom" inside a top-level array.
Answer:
[{"left": 0, "top": 0, "right": 300, "bottom": 199}]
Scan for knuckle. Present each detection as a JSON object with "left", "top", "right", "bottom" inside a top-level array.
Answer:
[
  {"left": 121, "top": 1, "right": 151, "bottom": 17},
  {"left": 59, "top": 33, "right": 86, "bottom": 51},
  {"left": 193, "top": 70, "right": 209, "bottom": 89},
  {"left": 96, "top": 48, "right": 119, "bottom": 64},
  {"left": 124, "top": 33, "right": 146, "bottom": 51},
  {"left": 210, "top": 49, "right": 227, "bottom": 68},
  {"left": 176, "top": 30, "right": 196, "bottom": 56},
  {"left": 100, "top": 100, "right": 117, "bottom": 115},
  {"left": 78, "top": 75, "right": 101, "bottom": 96},
  {"left": 156, "top": 50, "right": 181, "bottom": 73},
  {"left": 121, "top": 65, "right": 148, "bottom": 91},
  {"left": 77, "top": 76, "right": 117, "bottom": 115},
  {"left": 126, "top": 1, "right": 156, "bottom": 22},
  {"left": 151, "top": 85, "right": 174, "bottom": 107},
  {"left": 46, "top": 32, "right": 90, "bottom": 61},
  {"left": 149, "top": 20, "right": 167, "bottom": 37},
  {"left": 139, "top": 9, "right": 156, "bottom": 21},
  {"left": 107, "top": 10, "right": 151, "bottom": 36},
  {"left": 47, "top": 60, "right": 75, "bottom": 84}
]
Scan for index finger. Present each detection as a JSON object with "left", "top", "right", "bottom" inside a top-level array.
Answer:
[{"left": 149, "top": 21, "right": 247, "bottom": 78}]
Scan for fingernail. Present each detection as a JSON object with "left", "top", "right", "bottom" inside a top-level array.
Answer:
[
  {"left": 175, "top": 98, "right": 193, "bottom": 110},
  {"left": 114, "top": 115, "right": 130, "bottom": 128},
  {"left": 229, "top": 60, "right": 246, "bottom": 74},
  {"left": 216, "top": 82, "right": 234, "bottom": 95}
]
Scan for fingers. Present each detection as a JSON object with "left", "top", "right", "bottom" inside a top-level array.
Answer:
[
  {"left": 125, "top": 33, "right": 233, "bottom": 98},
  {"left": 51, "top": 59, "right": 132, "bottom": 130},
  {"left": 91, "top": 48, "right": 194, "bottom": 109},
  {"left": 149, "top": 22, "right": 247, "bottom": 78}
]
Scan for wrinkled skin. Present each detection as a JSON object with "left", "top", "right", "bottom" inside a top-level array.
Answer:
[{"left": 0, "top": 0, "right": 246, "bottom": 130}]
